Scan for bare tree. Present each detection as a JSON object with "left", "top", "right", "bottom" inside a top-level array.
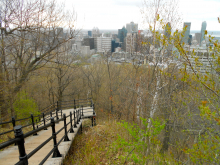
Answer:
[{"left": 0, "top": 0, "right": 76, "bottom": 119}]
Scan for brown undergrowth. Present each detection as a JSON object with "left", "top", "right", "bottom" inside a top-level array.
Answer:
[{"left": 63, "top": 118, "right": 129, "bottom": 165}]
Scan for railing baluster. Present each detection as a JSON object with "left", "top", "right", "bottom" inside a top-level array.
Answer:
[
  {"left": 74, "top": 99, "right": 76, "bottom": 110},
  {"left": 56, "top": 110, "right": 59, "bottom": 121},
  {"left": 74, "top": 111, "right": 77, "bottom": 128},
  {"left": 57, "top": 101, "right": 59, "bottom": 110},
  {"left": 43, "top": 113, "right": 47, "bottom": 130},
  {"left": 14, "top": 125, "right": 28, "bottom": 165},
  {"left": 51, "top": 117, "right": 62, "bottom": 158},
  {"left": 61, "top": 109, "right": 62, "bottom": 118},
  {"left": 79, "top": 108, "right": 82, "bottom": 121},
  {"left": 82, "top": 105, "right": 84, "bottom": 116},
  {"left": 12, "top": 117, "right": 17, "bottom": 145},
  {"left": 31, "top": 114, "right": 38, "bottom": 136},
  {"left": 93, "top": 103, "right": 95, "bottom": 115},
  {"left": 63, "top": 114, "right": 70, "bottom": 141},
  {"left": 79, "top": 109, "right": 81, "bottom": 122},
  {"left": 77, "top": 110, "right": 79, "bottom": 124},
  {"left": 70, "top": 112, "right": 74, "bottom": 133}
]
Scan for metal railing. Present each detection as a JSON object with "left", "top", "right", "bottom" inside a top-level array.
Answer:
[{"left": 0, "top": 99, "right": 96, "bottom": 165}]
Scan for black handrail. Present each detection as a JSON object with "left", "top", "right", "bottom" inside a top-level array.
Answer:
[{"left": 0, "top": 98, "right": 95, "bottom": 165}]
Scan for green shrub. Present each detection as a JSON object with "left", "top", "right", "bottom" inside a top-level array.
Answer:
[{"left": 13, "top": 91, "right": 39, "bottom": 119}]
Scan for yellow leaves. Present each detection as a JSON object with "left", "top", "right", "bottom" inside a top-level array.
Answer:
[
  {"left": 201, "top": 101, "right": 207, "bottom": 106},
  {"left": 195, "top": 57, "right": 199, "bottom": 63},
  {"left": 156, "top": 14, "right": 160, "bottom": 21},
  {"left": 215, "top": 117, "right": 220, "bottom": 125},
  {"left": 204, "top": 75, "right": 208, "bottom": 81},
  {"left": 205, "top": 30, "right": 207, "bottom": 35}
]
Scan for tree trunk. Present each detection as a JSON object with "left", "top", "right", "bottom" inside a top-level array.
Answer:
[{"left": 160, "top": 119, "right": 171, "bottom": 154}]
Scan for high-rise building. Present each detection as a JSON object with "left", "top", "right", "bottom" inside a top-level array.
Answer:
[
  {"left": 126, "top": 33, "right": 137, "bottom": 54},
  {"left": 112, "top": 40, "right": 120, "bottom": 52},
  {"left": 195, "top": 33, "right": 201, "bottom": 45},
  {"left": 182, "top": 22, "right": 191, "bottom": 44},
  {"left": 88, "top": 31, "right": 92, "bottom": 37},
  {"left": 83, "top": 38, "right": 94, "bottom": 49},
  {"left": 118, "top": 27, "right": 127, "bottom": 43},
  {"left": 92, "top": 27, "right": 101, "bottom": 38},
  {"left": 200, "top": 21, "right": 207, "bottom": 45},
  {"left": 112, "top": 34, "right": 118, "bottom": 40},
  {"left": 94, "top": 37, "right": 111, "bottom": 53},
  {"left": 188, "top": 35, "right": 192, "bottom": 45},
  {"left": 126, "top": 22, "right": 138, "bottom": 33}
]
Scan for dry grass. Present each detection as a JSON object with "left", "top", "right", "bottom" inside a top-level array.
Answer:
[
  {"left": 63, "top": 118, "right": 129, "bottom": 165},
  {"left": 63, "top": 117, "right": 177, "bottom": 165}
]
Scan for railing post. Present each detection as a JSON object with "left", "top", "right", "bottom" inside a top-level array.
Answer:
[
  {"left": 43, "top": 113, "right": 47, "bottom": 130},
  {"left": 12, "top": 116, "right": 16, "bottom": 129},
  {"left": 57, "top": 101, "right": 59, "bottom": 110},
  {"left": 14, "top": 125, "right": 28, "bottom": 165},
  {"left": 61, "top": 109, "right": 62, "bottom": 118},
  {"left": 31, "top": 114, "right": 38, "bottom": 136},
  {"left": 79, "top": 109, "right": 81, "bottom": 121},
  {"left": 90, "top": 99, "right": 92, "bottom": 107},
  {"left": 56, "top": 110, "right": 59, "bottom": 121},
  {"left": 74, "top": 111, "right": 77, "bottom": 128},
  {"left": 51, "top": 117, "right": 62, "bottom": 158},
  {"left": 82, "top": 105, "right": 84, "bottom": 116},
  {"left": 63, "top": 114, "right": 70, "bottom": 141},
  {"left": 91, "top": 117, "right": 94, "bottom": 127},
  {"left": 12, "top": 117, "right": 17, "bottom": 145},
  {"left": 74, "top": 99, "right": 76, "bottom": 110},
  {"left": 50, "top": 112, "right": 52, "bottom": 117},
  {"left": 70, "top": 112, "right": 74, "bottom": 133},
  {"left": 77, "top": 110, "right": 79, "bottom": 124},
  {"left": 93, "top": 103, "right": 95, "bottom": 115}
]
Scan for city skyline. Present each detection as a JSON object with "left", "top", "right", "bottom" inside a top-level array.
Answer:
[{"left": 63, "top": 0, "right": 220, "bottom": 31}]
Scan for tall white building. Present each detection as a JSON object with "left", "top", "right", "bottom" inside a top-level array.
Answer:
[
  {"left": 200, "top": 21, "right": 207, "bottom": 45},
  {"left": 195, "top": 33, "right": 201, "bottom": 45},
  {"left": 94, "top": 37, "right": 111, "bottom": 53},
  {"left": 126, "top": 33, "right": 137, "bottom": 54},
  {"left": 126, "top": 22, "right": 138, "bottom": 33},
  {"left": 92, "top": 27, "right": 101, "bottom": 38}
]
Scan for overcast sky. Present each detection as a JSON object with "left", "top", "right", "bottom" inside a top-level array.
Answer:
[{"left": 64, "top": 0, "right": 220, "bottom": 31}]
